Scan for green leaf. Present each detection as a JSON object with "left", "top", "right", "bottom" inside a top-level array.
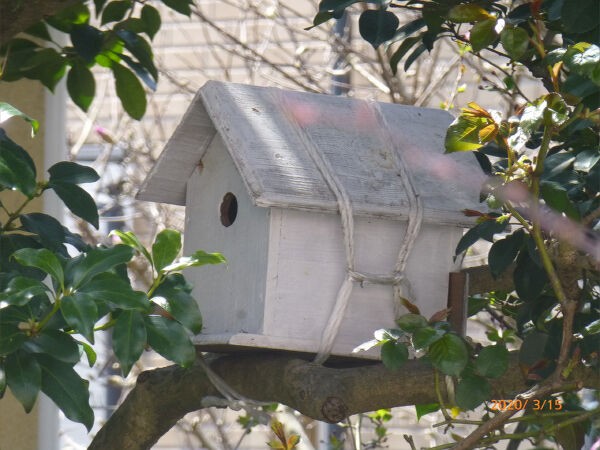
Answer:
[
  {"left": 70, "top": 25, "right": 104, "bottom": 63},
  {"left": 305, "top": 11, "right": 335, "bottom": 30},
  {"left": 36, "top": 354, "right": 94, "bottom": 431},
  {"left": 66, "top": 245, "right": 134, "bottom": 288},
  {"left": 0, "top": 276, "right": 50, "bottom": 306},
  {"left": 455, "top": 375, "right": 490, "bottom": 410},
  {"left": 113, "top": 310, "right": 146, "bottom": 376},
  {"left": 380, "top": 340, "right": 408, "bottom": 370},
  {"left": 141, "top": 5, "right": 161, "bottom": 39},
  {"left": 574, "top": 149, "right": 600, "bottom": 172},
  {"left": 152, "top": 229, "right": 182, "bottom": 272},
  {"left": 154, "top": 276, "right": 202, "bottom": 334},
  {"left": 112, "top": 63, "right": 147, "bottom": 120},
  {"left": 0, "top": 308, "right": 27, "bottom": 355},
  {"left": 144, "top": 315, "right": 195, "bottom": 367},
  {"left": 519, "top": 331, "right": 549, "bottom": 366},
  {"left": 390, "top": 36, "right": 420, "bottom": 75},
  {"left": 79, "top": 273, "right": 149, "bottom": 311},
  {"left": 396, "top": 314, "right": 428, "bottom": 333},
  {"left": 584, "top": 319, "right": 600, "bottom": 336},
  {"left": 474, "top": 344, "right": 509, "bottom": 378},
  {"left": 447, "top": 4, "right": 492, "bottom": 23},
  {"left": 0, "top": 102, "right": 39, "bottom": 136},
  {"left": 391, "top": 18, "right": 426, "bottom": 43},
  {"left": 564, "top": 43, "right": 600, "bottom": 84},
  {"left": 20, "top": 48, "right": 67, "bottom": 92},
  {"left": 110, "top": 230, "right": 152, "bottom": 263},
  {"left": 161, "top": 250, "right": 226, "bottom": 273},
  {"left": 24, "top": 330, "right": 80, "bottom": 364},
  {"left": 514, "top": 249, "right": 547, "bottom": 301},
  {"left": 488, "top": 230, "right": 524, "bottom": 278},
  {"left": 403, "top": 42, "right": 428, "bottom": 71},
  {"left": 161, "top": 0, "right": 193, "bottom": 16},
  {"left": 101, "top": 0, "right": 132, "bottom": 25},
  {"left": 469, "top": 19, "right": 497, "bottom": 52},
  {"left": 6, "top": 351, "right": 41, "bottom": 413},
  {"left": 561, "top": 0, "right": 599, "bottom": 33},
  {"left": 60, "top": 293, "right": 98, "bottom": 343},
  {"left": 0, "top": 130, "right": 37, "bottom": 197},
  {"left": 49, "top": 181, "right": 99, "bottom": 228},
  {"left": 78, "top": 341, "right": 97, "bottom": 367},
  {"left": 412, "top": 326, "right": 445, "bottom": 350},
  {"left": 455, "top": 219, "right": 508, "bottom": 256},
  {"left": 428, "top": 334, "right": 469, "bottom": 377},
  {"left": 20, "top": 213, "right": 67, "bottom": 253},
  {"left": 358, "top": 9, "right": 399, "bottom": 49},
  {"left": 48, "top": 161, "right": 100, "bottom": 184},
  {"left": 12, "top": 248, "right": 64, "bottom": 288},
  {"left": 540, "top": 181, "right": 580, "bottom": 220},
  {"left": 415, "top": 403, "right": 439, "bottom": 420},
  {"left": 45, "top": 3, "right": 90, "bottom": 32},
  {"left": 554, "top": 422, "right": 587, "bottom": 450},
  {"left": 67, "top": 61, "right": 96, "bottom": 112},
  {"left": 445, "top": 114, "right": 494, "bottom": 153},
  {"left": 115, "top": 30, "right": 157, "bottom": 80},
  {"left": 500, "top": 27, "right": 530, "bottom": 61}
]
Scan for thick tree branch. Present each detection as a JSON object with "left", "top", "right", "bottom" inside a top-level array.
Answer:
[
  {"left": 0, "top": 0, "right": 80, "bottom": 47},
  {"left": 88, "top": 352, "right": 599, "bottom": 450}
]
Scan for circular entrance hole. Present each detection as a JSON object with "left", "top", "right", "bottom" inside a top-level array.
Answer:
[{"left": 220, "top": 192, "right": 238, "bottom": 227}]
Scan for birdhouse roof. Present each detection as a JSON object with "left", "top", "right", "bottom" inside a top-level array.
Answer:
[{"left": 138, "top": 81, "right": 483, "bottom": 226}]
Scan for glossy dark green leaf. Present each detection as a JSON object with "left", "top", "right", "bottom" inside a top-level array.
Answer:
[
  {"left": 514, "top": 249, "right": 547, "bottom": 301},
  {"left": 6, "top": 351, "right": 41, "bottom": 413},
  {"left": 396, "top": 314, "right": 428, "bottom": 333},
  {"left": 574, "top": 149, "right": 600, "bottom": 172},
  {"left": 470, "top": 19, "right": 497, "bottom": 52},
  {"left": 23, "top": 330, "right": 80, "bottom": 364},
  {"left": 455, "top": 375, "right": 490, "bottom": 410},
  {"left": 110, "top": 230, "right": 152, "bottom": 263},
  {"left": 12, "top": 248, "right": 64, "bottom": 287},
  {"left": 112, "top": 63, "right": 147, "bottom": 120},
  {"left": 0, "top": 322, "right": 26, "bottom": 356},
  {"left": 380, "top": 340, "right": 408, "bottom": 370},
  {"left": 305, "top": 11, "right": 335, "bottom": 31},
  {"left": 49, "top": 181, "right": 99, "bottom": 228},
  {"left": 0, "top": 102, "right": 39, "bottom": 136},
  {"left": 391, "top": 18, "right": 426, "bottom": 43},
  {"left": 428, "top": 334, "right": 469, "bottom": 376},
  {"left": 540, "top": 181, "right": 580, "bottom": 220},
  {"left": 45, "top": 3, "right": 90, "bottom": 32},
  {"left": 101, "top": 0, "right": 132, "bottom": 25},
  {"left": 70, "top": 25, "right": 104, "bottom": 63},
  {"left": 500, "top": 27, "right": 529, "bottom": 61},
  {"left": 0, "top": 276, "right": 50, "bottom": 306},
  {"left": 48, "top": 161, "right": 99, "bottom": 185},
  {"left": 390, "top": 36, "right": 420, "bottom": 75},
  {"left": 79, "top": 340, "right": 97, "bottom": 367},
  {"left": 154, "top": 280, "right": 202, "bottom": 334},
  {"left": 114, "top": 53, "right": 157, "bottom": 91},
  {"left": 36, "top": 354, "right": 94, "bottom": 430},
  {"left": 60, "top": 293, "right": 98, "bottom": 343},
  {"left": 20, "top": 213, "right": 66, "bottom": 253},
  {"left": 162, "top": 0, "right": 193, "bottom": 16},
  {"left": 412, "top": 326, "right": 445, "bottom": 350},
  {"left": 67, "top": 61, "right": 96, "bottom": 112},
  {"left": 358, "top": 9, "right": 399, "bottom": 49},
  {"left": 564, "top": 43, "right": 600, "bottom": 84},
  {"left": 404, "top": 42, "right": 428, "bottom": 71},
  {"left": 79, "top": 273, "right": 149, "bottom": 311},
  {"left": 24, "top": 22, "right": 52, "bottom": 41},
  {"left": 554, "top": 422, "right": 587, "bottom": 450},
  {"left": 0, "top": 129, "right": 37, "bottom": 197},
  {"left": 561, "top": 0, "right": 599, "bottom": 33},
  {"left": 66, "top": 245, "right": 134, "bottom": 288},
  {"left": 115, "top": 30, "right": 157, "bottom": 80},
  {"left": 447, "top": 4, "right": 492, "bottom": 23},
  {"left": 161, "top": 250, "right": 226, "bottom": 273},
  {"left": 488, "top": 230, "right": 524, "bottom": 278},
  {"left": 144, "top": 315, "right": 195, "bottom": 367},
  {"left": 519, "top": 331, "right": 549, "bottom": 366},
  {"left": 455, "top": 219, "right": 508, "bottom": 256},
  {"left": 474, "top": 344, "right": 509, "bottom": 378},
  {"left": 21, "top": 48, "right": 67, "bottom": 92},
  {"left": 113, "top": 310, "right": 146, "bottom": 376},
  {"left": 415, "top": 403, "right": 439, "bottom": 421},
  {"left": 151, "top": 229, "right": 182, "bottom": 272},
  {"left": 141, "top": 5, "right": 161, "bottom": 39},
  {"left": 94, "top": 0, "right": 109, "bottom": 16},
  {"left": 0, "top": 235, "right": 44, "bottom": 279}
]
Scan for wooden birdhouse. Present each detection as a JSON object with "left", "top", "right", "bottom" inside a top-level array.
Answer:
[{"left": 138, "top": 81, "right": 482, "bottom": 359}]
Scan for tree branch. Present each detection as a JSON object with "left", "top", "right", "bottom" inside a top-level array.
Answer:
[{"left": 88, "top": 352, "right": 599, "bottom": 450}]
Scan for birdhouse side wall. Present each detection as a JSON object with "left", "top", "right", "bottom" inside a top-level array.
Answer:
[
  {"left": 183, "top": 135, "right": 270, "bottom": 335},
  {"left": 262, "top": 208, "right": 463, "bottom": 356}
]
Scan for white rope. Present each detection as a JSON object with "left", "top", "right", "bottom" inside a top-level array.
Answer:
[{"left": 280, "top": 92, "right": 423, "bottom": 364}]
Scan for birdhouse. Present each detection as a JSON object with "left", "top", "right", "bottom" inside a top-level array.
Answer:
[{"left": 138, "top": 81, "right": 482, "bottom": 359}]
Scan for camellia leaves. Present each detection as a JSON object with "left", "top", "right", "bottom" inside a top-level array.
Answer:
[
  {"left": 161, "top": 0, "right": 193, "bottom": 16},
  {"left": 358, "top": 9, "right": 399, "bottom": 49},
  {"left": 5, "top": 350, "right": 41, "bottom": 413},
  {"left": 112, "top": 63, "right": 147, "bottom": 120},
  {"left": 500, "top": 27, "right": 530, "bottom": 61},
  {"left": 66, "top": 245, "right": 133, "bottom": 288},
  {"left": 415, "top": 403, "right": 440, "bottom": 420},
  {"left": 48, "top": 161, "right": 100, "bottom": 184},
  {"left": 48, "top": 181, "right": 99, "bottom": 229},
  {"left": 60, "top": 293, "right": 98, "bottom": 343},
  {"left": 154, "top": 278, "right": 202, "bottom": 334},
  {"left": 79, "top": 273, "right": 149, "bottom": 311},
  {"left": 380, "top": 340, "right": 409, "bottom": 370},
  {"left": 70, "top": 24, "right": 104, "bottom": 63},
  {"left": 470, "top": 19, "right": 498, "bottom": 52},
  {"left": 110, "top": 229, "right": 153, "bottom": 263},
  {"left": 12, "top": 248, "right": 65, "bottom": 288},
  {"left": 0, "top": 276, "right": 50, "bottom": 306},
  {"left": 474, "top": 344, "right": 509, "bottom": 378},
  {"left": 144, "top": 315, "right": 196, "bottom": 367},
  {"left": 447, "top": 4, "right": 493, "bottom": 23},
  {"left": 540, "top": 181, "right": 580, "bottom": 220},
  {"left": 161, "top": 250, "right": 226, "bottom": 273},
  {"left": 488, "top": 229, "right": 524, "bottom": 278},
  {"left": 113, "top": 310, "right": 146, "bottom": 376},
  {"left": 0, "top": 130, "right": 37, "bottom": 197},
  {"left": 20, "top": 213, "right": 67, "bottom": 253},
  {"left": 36, "top": 354, "right": 94, "bottom": 431},
  {"left": 455, "top": 375, "right": 491, "bottom": 410},
  {"left": 67, "top": 61, "right": 96, "bottom": 112},
  {"left": 152, "top": 229, "right": 182, "bottom": 272},
  {"left": 428, "top": 334, "right": 469, "bottom": 376},
  {"left": 0, "top": 102, "right": 39, "bottom": 136},
  {"left": 514, "top": 249, "right": 548, "bottom": 301},
  {"left": 101, "top": 0, "right": 132, "bottom": 25},
  {"left": 141, "top": 5, "right": 161, "bottom": 39},
  {"left": 24, "top": 330, "right": 80, "bottom": 365}
]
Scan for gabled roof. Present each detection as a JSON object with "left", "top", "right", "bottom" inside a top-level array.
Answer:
[{"left": 138, "top": 81, "right": 484, "bottom": 227}]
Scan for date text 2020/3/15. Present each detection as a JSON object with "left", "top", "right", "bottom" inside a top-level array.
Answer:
[{"left": 489, "top": 399, "right": 563, "bottom": 411}]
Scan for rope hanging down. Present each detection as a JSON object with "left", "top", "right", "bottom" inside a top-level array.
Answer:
[{"left": 281, "top": 92, "right": 424, "bottom": 365}]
